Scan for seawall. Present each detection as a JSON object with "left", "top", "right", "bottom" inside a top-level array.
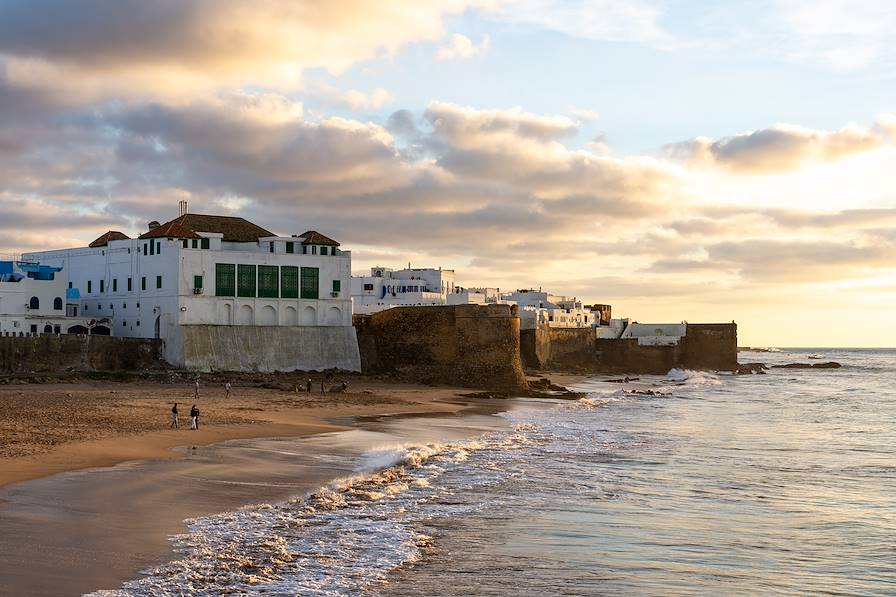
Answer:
[
  {"left": 179, "top": 325, "right": 362, "bottom": 372},
  {"left": 0, "top": 335, "right": 164, "bottom": 373},
  {"left": 355, "top": 304, "right": 528, "bottom": 392},
  {"left": 522, "top": 322, "right": 738, "bottom": 374}
]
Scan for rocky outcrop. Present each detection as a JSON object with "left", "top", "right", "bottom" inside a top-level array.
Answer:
[{"left": 771, "top": 362, "right": 842, "bottom": 369}]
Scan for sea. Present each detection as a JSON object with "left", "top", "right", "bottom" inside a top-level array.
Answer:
[{"left": 92, "top": 348, "right": 896, "bottom": 596}]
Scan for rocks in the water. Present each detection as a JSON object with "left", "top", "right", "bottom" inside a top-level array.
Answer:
[
  {"left": 771, "top": 362, "right": 841, "bottom": 369},
  {"left": 735, "top": 363, "right": 768, "bottom": 375}
]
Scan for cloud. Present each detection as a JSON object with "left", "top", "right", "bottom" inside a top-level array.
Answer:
[
  {"left": 666, "top": 118, "right": 893, "bottom": 173},
  {"left": 437, "top": 33, "right": 491, "bottom": 60}
]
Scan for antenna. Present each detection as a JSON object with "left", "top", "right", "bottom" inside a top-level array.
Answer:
[{"left": 179, "top": 200, "right": 188, "bottom": 216}]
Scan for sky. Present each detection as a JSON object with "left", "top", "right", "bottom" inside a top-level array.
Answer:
[{"left": 1, "top": 0, "right": 895, "bottom": 347}]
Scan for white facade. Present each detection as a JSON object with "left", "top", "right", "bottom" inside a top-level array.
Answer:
[
  {"left": 503, "top": 289, "right": 594, "bottom": 329},
  {"left": 25, "top": 218, "right": 353, "bottom": 365},
  {"left": 621, "top": 322, "right": 687, "bottom": 346},
  {"left": 0, "top": 261, "right": 95, "bottom": 335},
  {"left": 446, "top": 287, "right": 506, "bottom": 306},
  {"left": 351, "top": 266, "right": 456, "bottom": 314}
]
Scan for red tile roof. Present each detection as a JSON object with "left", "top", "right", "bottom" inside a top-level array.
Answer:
[
  {"left": 299, "top": 230, "right": 340, "bottom": 246},
  {"left": 88, "top": 231, "right": 131, "bottom": 248},
  {"left": 138, "top": 214, "right": 273, "bottom": 242}
]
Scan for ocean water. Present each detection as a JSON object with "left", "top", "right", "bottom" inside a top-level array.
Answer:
[{"left": 92, "top": 349, "right": 896, "bottom": 596}]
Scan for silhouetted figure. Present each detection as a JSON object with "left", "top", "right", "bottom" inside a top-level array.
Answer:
[
  {"left": 190, "top": 405, "right": 199, "bottom": 430},
  {"left": 194, "top": 379, "right": 200, "bottom": 399},
  {"left": 306, "top": 378, "right": 312, "bottom": 393},
  {"left": 170, "top": 403, "right": 179, "bottom": 429},
  {"left": 224, "top": 382, "right": 231, "bottom": 399}
]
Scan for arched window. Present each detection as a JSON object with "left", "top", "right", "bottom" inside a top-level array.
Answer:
[
  {"left": 53, "top": 297, "right": 63, "bottom": 311},
  {"left": 29, "top": 296, "right": 39, "bottom": 310}
]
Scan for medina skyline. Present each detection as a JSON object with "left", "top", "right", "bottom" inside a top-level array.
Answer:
[{"left": 1, "top": 1, "right": 895, "bottom": 346}]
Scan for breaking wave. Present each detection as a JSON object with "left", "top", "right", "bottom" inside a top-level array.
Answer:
[{"left": 666, "top": 368, "right": 722, "bottom": 386}]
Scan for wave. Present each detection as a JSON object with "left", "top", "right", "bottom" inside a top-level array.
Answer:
[
  {"left": 665, "top": 369, "right": 722, "bottom": 386},
  {"left": 88, "top": 425, "right": 545, "bottom": 597}
]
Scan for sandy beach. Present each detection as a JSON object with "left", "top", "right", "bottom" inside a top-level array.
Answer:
[{"left": 0, "top": 376, "right": 523, "bottom": 596}]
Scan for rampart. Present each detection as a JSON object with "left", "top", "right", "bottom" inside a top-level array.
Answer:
[
  {"left": 522, "top": 322, "right": 738, "bottom": 374},
  {"left": 355, "top": 304, "right": 528, "bottom": 392},
  {"left": 0, "top": 335, "right": 164, "bottom": 373},
  {"left": 178, "top": 325, "right": 362, "bottom": 372}
]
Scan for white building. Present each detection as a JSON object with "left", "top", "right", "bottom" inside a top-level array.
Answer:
[
  {"left": 25, "top": 211, "right": 359, "bottom": 370},
  {"left": 502, "top": 289, "right": 594, "bottom": 329},
  {"left": 351, "top": 266, "right": 456, "bottom": 314},
  {"left": 446, "top": 287, "right": 506, "bottom": 306},
  {"left": 595, "top": 319, "right": 687, "bottom": 346},
  {"left": 0, "top": 260, "right": 95, "bottom": 336}
]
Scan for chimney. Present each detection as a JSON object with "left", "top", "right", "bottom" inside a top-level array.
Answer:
[
  {"left": 147, "top": 220, "right": 160, "bottom": 231},
  {"left": 179, "top": 200, "right": 188, "bottom": 216}
]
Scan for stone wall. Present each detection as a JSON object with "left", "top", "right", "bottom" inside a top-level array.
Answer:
[
  {"left": 179, "top": 325, "right": 362, "bottom": 372},
  {"left": 521, "top": 326, "right": 596, "bottom": 370},
  {"left": 355, "top": 304, "right": 528, "bottom": 392},
  {"left": 0, "top": 335, "right": 164, "bottom": 373},
  {"left": 680, "top": 323, "right": 738, "bottom": 371}
]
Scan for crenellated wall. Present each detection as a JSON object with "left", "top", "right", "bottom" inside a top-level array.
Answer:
[{"left": 355, "top": 304, "right": 528, "bottom": 392}]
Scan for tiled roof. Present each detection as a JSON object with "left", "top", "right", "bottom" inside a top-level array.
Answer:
[
  {"left": 88, "top": 231, "right": 131, "bottom": 248},
  {"left": 299, "top": 230, "right": 340, "bottom": 246},
  {"left": 138, "top": 214, "right": 274, "bottom": 242}
]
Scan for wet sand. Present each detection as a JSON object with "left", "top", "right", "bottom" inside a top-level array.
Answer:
[{"left": 0, "top": 380, "right": 515, "bottom": 597}]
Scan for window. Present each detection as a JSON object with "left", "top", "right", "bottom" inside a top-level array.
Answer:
[
  {"left": 302, "top": 245, "right": 308, "bottom": 255},
  {"left": 363, "top": 283, "right": 374, "bottom": 291},
  {"left": 53, "top": 297, "right": 63, "bottom": 310},
  {"left": 201, "top": 238, "right": 210, "bottom": 249},
  {"left": 156, "top": 275, "right": 162, "bottom": 289},
  {"left": 215, "top": 264, "right": 236, "bottom": 296},
  {"left": 136, "top": 321, "right": 140, "bottom": 327},
  {"left": 300, "top": 267, "right": 319, "bottom": 299},
  {"left": 68, "top": 282, "right": 72, "bottom": 289},
  {"left": 192, "top": 239, "right": 198, "bottom": 249},
  {"left": 30, "top": 324, "right": 37, "bottom": 334},
  {"left": 143, "top": 243, "right": 148, "bottom": 255},
  {"left": 269, "top": 242, "right": 275, "bottom": 253},
  {"left": 194, "top": 275, "right": 203, "bottom": 290},
  {"left": 281, "top": 266, "right": 299, "bottom": 298},
  {"left": 321, "top": 246, "right": 328, "bottom": 256},
  {"left": 286, "top": 242, "right": 294, "bottom": 254},
  {"left": 141, "top": 277, "right": 146, "bottom": 291},
  {"left": 123, "top": 303, "right": 127, "bottom": 309},
  {"left": 100, "top": 280, "right": 104, "bottom": 293},
  {"left": 156, "top": 241, "right": 161, "bottom": 254},
  {"left": 29, "top": 296, "right": 39, "bottom": 310},
  {"left": 149, "top": 241, "right": 154, "bottom": 255},
  {"left": 127, "top": 277, "right": 132, "bottom": 292},
  {"left": 258, "top": 265, "right": 278, "bottom": 298},
  {"left": 237, "top": 264, "right": 256, "bottom": 297},
  {"left": 312, "top": 246, "right": 317, "bottom": 255},
  {"left": 182, "top": 239, "right": 188, "bottom": 248},
  {"left": 87, "top": 280, "right": 92, "bottom": 293},
  {"left": 112, "top": 278, "right": 118, "bottom": 292},
  {"left": 332, "top": 279, "right": 341, "bottom": 292}
]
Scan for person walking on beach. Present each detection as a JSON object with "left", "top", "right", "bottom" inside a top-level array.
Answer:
[
  {"left": 170, "top": 402, "right": 179, "bottom": 429},
  {"left": 190, "top": 404, "right": 199, "bottom": 430},
  {"left": 194, "top": 379, "right": 200, "bottom": 399},
  {"left": 306, "top": 378, "right": 312, "bottom": 393},
  {"left": 224, "top": 381, "right": 232, "bottom": 399}
]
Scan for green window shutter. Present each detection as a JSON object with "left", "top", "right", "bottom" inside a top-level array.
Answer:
[
  {"left": 258, "top": 265, "right": 279, "bottom": 298},
  {"left": 237, "top": 264, "right": 257, "bottom": 297},
  {"left": 215, "top": 264, "right": 235, "bottom": 296},
  {"left": 332, "top": 279, "right": 341, "bottom": 292},
  {"left": 285, "top": 242, "right": 294, "bottom": 254},
  {"left": 321, "top": 246, "right": 328, "bottom": 256},
  {"left": 194, "top": 275, "right": 203, "bottom": 290},
  {"left": 281, "top": 266, "right": 299, "bottom": 298},
  {"left": 201, "top": 238, "right": 210, "bottom": 249},
  {"left": 300, "top": 267, "right": 319, "bottom": 299}
]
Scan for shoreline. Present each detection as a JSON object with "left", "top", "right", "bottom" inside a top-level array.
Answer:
[{"left": 0, "top": 382, "right": 525, "bottom": 597}]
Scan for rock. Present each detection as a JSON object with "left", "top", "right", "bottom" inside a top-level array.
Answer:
[
  {"left": 771, "top": 362, "right": 841, "bottom": 369},
  {"left": 735, "top": 363, "right": 768, "bottom": 374}
]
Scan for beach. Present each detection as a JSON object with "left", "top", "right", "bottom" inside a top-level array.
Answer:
[{"left": 0, "top": 377, "right": 516, "bottom": 596}]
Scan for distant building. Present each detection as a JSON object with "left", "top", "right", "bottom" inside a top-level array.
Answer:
[
  {"left": 502, "top": 289, "right": 594, "bottom": 329},
  {"left": 0, "top": 260, "right": 95, "bottom": 336},
  {"left": 351, "top": 266, "right": 456, "bottom": 314},
  {"left": 595, "top": 318, "right": 687, "bottom": 346},
  {"left": 446, "top": 286, "right": 505, "bottom": 306},
  {"left": 25, "top": 207, "right": 358, "bottom": 370}
]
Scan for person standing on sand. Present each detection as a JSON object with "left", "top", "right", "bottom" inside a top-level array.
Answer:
[
  {"left": 194, "top": 379, "right": 200, "bottom": 399},
  {"left": 306, "top": 378, "right": 312, "bottom": 393},
  {"left": 170, "top": 402, "right": 179, "bottom": 429},
  {"left": 190, "top": 404, "right": 199, "bottom": 430},
  {"left": 224, "top": 381, "right": 231, "bottom": 399}
]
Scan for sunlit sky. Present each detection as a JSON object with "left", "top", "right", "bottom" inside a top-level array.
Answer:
[{"left": 1, "top": 1, "right": 895, "bottom": 347}]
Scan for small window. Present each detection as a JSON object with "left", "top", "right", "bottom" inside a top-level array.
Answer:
[
  {"left": 201, "top": 238, "right": 209, "bottom": 250},
  {"left": 363, "top": 283, "right": 373, "bottom": 291},
  {"left": 149, "top": 241, "right": 154, "bottom": 256},
  {"left": 192, "top": 239, "right": 198, "bottom": 249},
  {"left": 136, "top": 320, "right": 140, "bottom": 327},
  {"left": 182, "top": 239, "right": 188, "bottom": 248},
  {"left": 29, "top": 296, "right": 40, "bottom": 310},
  {"left": 302, "top": 245, "right": 308, "bottom": 254},
  {"left": 123, "top": 303, "right": 127, "bottom": 309},
  {"left": 100, "top": 280, "right": 105, "bottom": 293},
  {"left": 98, "top": 304, "right": 102, "bottom": 311},
  {"left": 312, "top": 246, "right": 317, "bottom": 255},
  {"left": 30, "top": 324, "right": 37, "bottom": 334},
  {"left": 112, "top": 278, "right": 118, "bottom": 292},
  {"left": 137, "top": 302, "right": 140, "bottom": 308},
  {"left": 127, "top": 277, "right": 132, "bottom": 292},
  {"left": 68, "top": 282, "right": 72, "bottom": 289},
  {"left": 53, "top": 297, "right": 63, "bottom": 310},
  {"left": 141, "top": 277, "right": 146, "bottom": 291},
  {"left": 87, "top": 280, "right": 92, "bottom": 293},
  {"left": 156, "top": 275, "right": 162, "bottom": 289},
  {"left": 321, "top": 246, "right": 328, "bottom": 256},
  {"left": 332, "top": 280, "right": 341, "bottom": 292},
  {"left": 269, "top": 242, "right": 275, "bottom": 253},
  {"left": 286, "top": 242, "right": 294, "bottom": 254},
  {"left": 194, "top": 275, "right": 203, "bottom": 290},
  {"left": 156, "top": 241, "right": 160, "bottom": 254},
  {"left": 143, "top": 243, "right": 148, "bottom": 255}
]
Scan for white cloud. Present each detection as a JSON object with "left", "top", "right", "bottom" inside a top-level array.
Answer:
[{"left": 437, "top": 33, "right": 491, "bottom": 60}]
